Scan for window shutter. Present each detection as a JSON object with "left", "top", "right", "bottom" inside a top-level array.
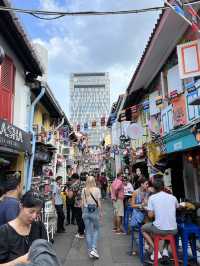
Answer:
[{"left": 0, "top": 56, "right": 15, "bottom": 122}]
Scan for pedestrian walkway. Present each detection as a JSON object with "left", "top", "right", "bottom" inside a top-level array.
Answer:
[{"left": 54, "top": 199, "right": 141, "bottom": 266}]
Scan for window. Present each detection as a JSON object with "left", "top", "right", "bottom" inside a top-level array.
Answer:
[
  {"left": 167, "top": 65, "right": 183, "bottom": 96},
  {"left": 0, "top": 56, "right": 15, "bottom": 122}
]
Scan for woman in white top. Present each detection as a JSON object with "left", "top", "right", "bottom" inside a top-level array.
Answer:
[{"left": 81, "top": 176, "right": 102, "bottom": 259}]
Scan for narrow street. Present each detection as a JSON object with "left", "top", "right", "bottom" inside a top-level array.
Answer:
[{"left": 54, "top": 200, "right": 140, "bottom": 266}]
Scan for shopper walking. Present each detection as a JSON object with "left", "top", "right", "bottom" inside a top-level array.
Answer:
[
  {"left": 53, "top": 176, "right": 65, "bottom": 233},
  {"left": 99, "top": 172, "right": 108, "bottom": 199},
  {"left": 66, "top": 185, "right": 75, "bottom": 225},
  {"left": 111, "top": 172, "right": 125, "bottom": 234},
  {"left": 82, "top": 176, "right": 102, "bottom": 259},
  {"left": 0, "top": 172, "right": 22, "bottom": 226},
  {"left": 71, "top": 173, "right": 85, "bottom": 238}
]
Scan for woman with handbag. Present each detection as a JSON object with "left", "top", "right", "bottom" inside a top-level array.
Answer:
[
  {"left": 81, "top": 176, "right": 102, "bottom": 259},
  {"left": 130, "top": 177, "right": 149, "bottom": 255}
]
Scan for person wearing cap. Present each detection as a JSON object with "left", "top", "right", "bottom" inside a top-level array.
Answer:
[
  {"left": 52, "top": 176, "right": 65, "bottom": 233},
  {"left": 0, "top": 172, "right": 22, "bottom": 226}
]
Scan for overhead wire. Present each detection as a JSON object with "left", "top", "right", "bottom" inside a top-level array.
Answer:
[{"left": 0, "top": 1, "right": 198, "bottom": 19}]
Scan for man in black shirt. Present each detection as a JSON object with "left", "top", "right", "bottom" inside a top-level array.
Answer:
[{"left": 0, "top": 172, "right": 22, "bottom": 226}]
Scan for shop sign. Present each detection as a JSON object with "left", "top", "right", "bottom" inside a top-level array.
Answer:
[
  {"left": 173, "top": 141, "right": 183, "bottom": 151},
  {"left": 0, "top": 119, "right": 31, "bottom": 154},
  {"left": 177, "top": 40, "right": 200, "bottom": 79}
]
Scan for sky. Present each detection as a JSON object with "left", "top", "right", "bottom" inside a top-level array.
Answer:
[{"left": 12, "top": 0, "right": 164, "bottom": 117}]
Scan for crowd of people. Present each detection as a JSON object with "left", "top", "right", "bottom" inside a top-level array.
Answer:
[
  {"left": 0, "top": 168, "right": 184, "bottom": 265},
  {"left": 0, "top": 171, "right": 106, "bottom": 265},
  {"left": 110, "top": 170, "right": 180, "bottom": 262}
]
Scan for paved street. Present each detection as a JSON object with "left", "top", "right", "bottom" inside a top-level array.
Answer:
[{"left": 54, "top": 200, "right": 141, "bottom": 266}]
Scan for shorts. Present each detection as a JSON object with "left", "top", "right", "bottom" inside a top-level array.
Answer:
[
  {"left": 113, "top": 199, "right": 124, "bottom": 217},
  {"left": 142, "top": 222, "right": 177, "bottom": 235}
]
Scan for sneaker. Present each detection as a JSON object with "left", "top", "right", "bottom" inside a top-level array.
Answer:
[
  {"left": 88, "top": 250, "right": 93, "bottom": 258},
  {"left": 90, "top": 249, "right": 100, "bottom": 259},
  {"left": 115, "top": 230, "right": 126, "bottom": 235},
  {"left": 75, "top": 233, "right": 84, "bottom": 239},
  {"left": 162, "top": 249, "right": 169, "bottom": 257},
  {"left": 150, "top": 251, "right": 162, "bottom": 261}
]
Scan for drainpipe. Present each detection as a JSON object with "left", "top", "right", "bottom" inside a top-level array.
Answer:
[{"left": 26, "top": 85, "right": 45, "bottom": 191}]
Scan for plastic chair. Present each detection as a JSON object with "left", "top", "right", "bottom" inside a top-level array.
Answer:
[
  {"left": 178, "top": 223, "right": 200, "bottom": 266},
  {"left": 130, "top": 224, "right": 144, "bottom": 263},
  {"left": 154, "top": 234, "right": 179, "bottom": 266}
]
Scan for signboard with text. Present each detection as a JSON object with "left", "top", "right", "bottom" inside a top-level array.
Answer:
[
  {"left": 177, "top": 40, "right": 200, "bottom": 79},
  {"left": 0, "top": 119, "right": 32, "bottom": 154}
]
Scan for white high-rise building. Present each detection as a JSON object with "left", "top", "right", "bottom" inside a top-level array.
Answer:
[{"left": 70, "top": 73, "right": 110, "bottom": 146}]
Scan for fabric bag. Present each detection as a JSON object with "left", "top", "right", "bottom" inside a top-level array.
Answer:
[
  {"left": 130, "top": 191, "right": 145, "bottom": 227},
  {"left": 130, "top": 208, "right": 144, "bottom": 227},
  {"left": 84, "top": 190, "right": 98, "bottom": 213}
]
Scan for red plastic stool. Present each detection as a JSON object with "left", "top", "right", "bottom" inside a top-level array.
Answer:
[{"left": 154, "top": 234, "right": 179, "bottom": 266}]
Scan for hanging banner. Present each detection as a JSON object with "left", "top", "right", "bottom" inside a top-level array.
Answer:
[
  {"left": 172, "top": 95, "right": 187, "bottom": 127},
  {"left": 0, "top": 119, "right": 31, "bottom": 154},
  {"left": 177, "top": 40, "right": 200, "bottom": 79}
]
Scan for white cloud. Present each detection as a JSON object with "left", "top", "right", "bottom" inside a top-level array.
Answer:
[{"left": 33, "top": 0, "right": 164, "bottom": 116}]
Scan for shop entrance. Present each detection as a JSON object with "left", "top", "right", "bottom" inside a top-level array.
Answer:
[
  {"left": 0, "top": 151, "right": 19, "bottom": 176},
  {"left": 168, "top": 153, "right": 185, "bottom": 201}
]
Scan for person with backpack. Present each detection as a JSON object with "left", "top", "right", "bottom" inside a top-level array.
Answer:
[
  {"left": 65, "top": 185, "right": 75, "bottom": 225},
  {"left": 71, "top": 173, "right": 85, "bottom": 239},
  {"left": 81, "top": 175, "right": 102, "bottom": 259},
  {"left": 99, "top": 173, "right": 108, "bottom": 200}
]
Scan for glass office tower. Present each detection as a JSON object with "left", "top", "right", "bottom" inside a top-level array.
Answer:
[{"left": 70, "top": 73, "right": 110, "bottom": 146}]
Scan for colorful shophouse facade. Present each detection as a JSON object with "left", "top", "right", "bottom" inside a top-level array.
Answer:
[{"left": 121, "top": 4, "right": 200, "bottom": 202}]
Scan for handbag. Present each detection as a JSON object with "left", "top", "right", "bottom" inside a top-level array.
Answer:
[
  {"left": 130, "top": 208, "right": 144, "bottom": 227},
  {"left": 84, "top": 190, "right": 98, "bottom": 213},
  {"left": 130, "top": 191, "right": 145, "bottom": 227}
]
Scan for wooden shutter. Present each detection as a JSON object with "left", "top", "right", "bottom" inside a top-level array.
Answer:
[{"left": 0, "top": 56, "right": 15, "bottom": 122}]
